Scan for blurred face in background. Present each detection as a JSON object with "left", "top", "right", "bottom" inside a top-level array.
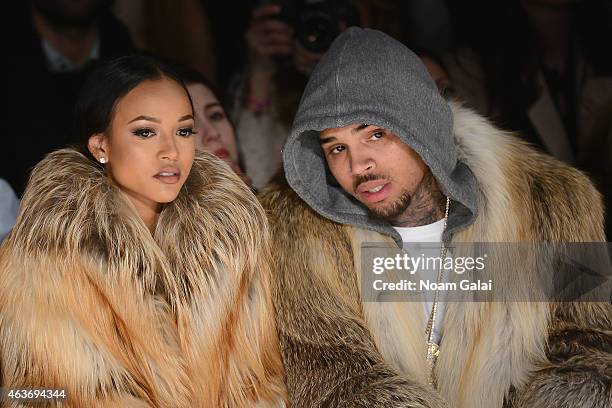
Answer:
[
  {"left": 419, "top": 56, "right": 452, "bottom": 97},
  {"left": 187, "top": 83, "right": 239, "bottom": 168}
]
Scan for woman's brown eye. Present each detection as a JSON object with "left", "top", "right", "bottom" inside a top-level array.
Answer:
[
  {"left": 133, "top": 128, "right": 155, "bottom": 138},
  {"left": 177, "top": 128, "right": 196, "bottom": 137}
]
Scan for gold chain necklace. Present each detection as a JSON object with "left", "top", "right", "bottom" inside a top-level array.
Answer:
[{"left": 425, "top": 196, "right": 451, "bottom": 387}]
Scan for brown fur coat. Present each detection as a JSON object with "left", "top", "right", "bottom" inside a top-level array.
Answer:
[
  {"left": 0, "top": 149, "right": 286, "bottom": 407},
  {"left": 259, "top": 102, "right": 612, "bottom": 407}
]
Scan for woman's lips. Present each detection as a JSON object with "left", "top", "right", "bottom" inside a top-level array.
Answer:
[
  {"left": 154, "top": 169, "right": 181, "bottom": 184},
  {"left": 214, "top": 148, "right": 229, "bottom": 159}
]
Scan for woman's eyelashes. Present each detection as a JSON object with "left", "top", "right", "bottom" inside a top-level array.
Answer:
[
  {"left": 132, "top": 127, "right": 156, "bottom": 138},
  {"left": 131, "top": 127, "right": 197, "bottom": 138},
  {"left": 177, "top": 127, "right": 197, "bottom": 137}
]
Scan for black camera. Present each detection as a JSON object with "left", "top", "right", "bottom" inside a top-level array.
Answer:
[{"left": 277, "top": 0, "right": 359, "bottom": 53}]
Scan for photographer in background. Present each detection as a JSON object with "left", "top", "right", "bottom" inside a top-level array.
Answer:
[{"left": 230, "top": 0, "right": 360, "bottom": 190}]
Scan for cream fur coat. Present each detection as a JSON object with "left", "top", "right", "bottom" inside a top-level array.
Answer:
[{"left": 259, "top": 102, "right": 612, "bottom": 407}]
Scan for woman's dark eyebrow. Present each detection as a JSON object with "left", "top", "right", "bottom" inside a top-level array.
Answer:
[
  {"left": 128, "top": 115, "right": 160, "bottom": 124},
  {"left": 178, "top": 114, "right": 194, "bottom": 122}
]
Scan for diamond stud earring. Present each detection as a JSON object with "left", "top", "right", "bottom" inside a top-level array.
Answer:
[{"left": 99, "top": 157, "right": 107, "bottom": 164}]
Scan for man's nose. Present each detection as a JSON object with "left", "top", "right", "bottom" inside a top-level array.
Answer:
[{"left": 349, "top": 150, "right": 375, "bottom": 175}]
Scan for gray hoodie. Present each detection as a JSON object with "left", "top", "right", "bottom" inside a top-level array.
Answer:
[{"left": 282, "top": 28, "right": 479, "bottom": 246}]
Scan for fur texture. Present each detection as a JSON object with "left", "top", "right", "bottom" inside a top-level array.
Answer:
[
  {"left": 259, "top": 102, "right": 612, "bottom": 407},
  {"left": 0, "top": 149, "right": 287, "bottom": 407}
]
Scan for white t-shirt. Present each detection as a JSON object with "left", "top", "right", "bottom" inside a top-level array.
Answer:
[{"left": 393, "top": 219, "right": 446, "bottom": 345}]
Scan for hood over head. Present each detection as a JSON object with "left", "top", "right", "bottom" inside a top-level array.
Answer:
[{"left": 282, "top": 27, "right": 478, "bottom": 245}]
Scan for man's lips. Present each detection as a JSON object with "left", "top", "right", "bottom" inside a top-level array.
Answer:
[
  {"left": 356, "top": 179, "right": 389, "bottom": 194},
  {"left": 356, "top": 179, "right": 391, "bottom": 203},
  {"left": 154, "top": 167, "right": 181, "bottom": 184}
]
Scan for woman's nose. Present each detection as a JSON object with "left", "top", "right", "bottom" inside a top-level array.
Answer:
[{"left": 200, "top": 121, "right": 221, "bottom": 144}]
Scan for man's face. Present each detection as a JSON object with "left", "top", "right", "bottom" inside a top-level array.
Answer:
[{"left": 319, "top": 123, "right": 429, "bottom": 221}]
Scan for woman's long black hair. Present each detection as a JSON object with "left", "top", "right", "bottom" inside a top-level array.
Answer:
[{"left": 75, "top": 53, "right": 193, "bottom": 160}]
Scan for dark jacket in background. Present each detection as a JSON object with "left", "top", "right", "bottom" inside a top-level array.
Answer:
[{"left": 0, "top": 4, "right": 135, "bottom": 196}]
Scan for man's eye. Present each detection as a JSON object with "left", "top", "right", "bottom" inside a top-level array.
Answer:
[
  {"left": 330, "top": 145, "right": 345, "bottom": 155},
  {"left": 370, "top": 131, "right": 383, "bottom": 140},
  {"left": 133, "top": 128, "right": 155, "bottom": 138},
  {"left": 177, "top": 128, "right": 196, "bottom": 137}
]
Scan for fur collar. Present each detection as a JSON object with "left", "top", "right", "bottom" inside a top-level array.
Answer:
[
  {"left": 448, "top": 101, "right": 604, "bottom": 243},
  {"left": 11, "top": 148, "right": 267, "bottom": 303}
]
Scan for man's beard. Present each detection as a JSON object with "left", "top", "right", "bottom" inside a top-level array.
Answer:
[
  {"left": 368, "top": 189, "right": 412, "bottom": 221},
  {"left": 353, "top": 173, "right": 413, "bottom": 222}
]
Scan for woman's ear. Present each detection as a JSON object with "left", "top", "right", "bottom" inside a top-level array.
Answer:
[{"left": 88, "top": 133, "right": 109, "bottom": 164}]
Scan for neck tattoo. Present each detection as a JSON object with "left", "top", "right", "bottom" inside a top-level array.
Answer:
[{"left": 392, "top": 172, "right": 445, "bottom": 227}]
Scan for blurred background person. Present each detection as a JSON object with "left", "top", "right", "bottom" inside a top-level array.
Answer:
[
  {"left": 416, "top": 50, "right": 454, "bottom": 97},
  {"left": 0, "top": 179, "right": 19, "bottom": 243},
  {"left": 400, "top": 0, "right": 454, "bottom": 58},
  {"left": 0, "top": 0, "right": 135, "bottom": 196},
  {"left": 444, "top": 0, "right": 612, "bottom": 236},
  {"left": 179, "top": 67, "right": 253, "bottom": 187},
  {"left": 229, "top": 0, "right": 360, "bottom": 190},
  {"left": 1, "top": 0, "right": 609, "bottom": 233}
]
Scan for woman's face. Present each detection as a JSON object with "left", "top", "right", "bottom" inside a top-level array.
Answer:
[
  {"left": 89, "top": 77, "right": 196, "bottom": 220},
  {"left": 187, "top": 83, "right": 239, "bottom": 166}
]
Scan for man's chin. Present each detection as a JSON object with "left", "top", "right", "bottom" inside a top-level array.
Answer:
[
  {"left": 363, "top": 193, "right": 411, "bottom": 221},
  {"left": 366, "top": 202, "right": 403, "bottom": 221}
]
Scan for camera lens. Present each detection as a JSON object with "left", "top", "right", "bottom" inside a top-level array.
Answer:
[{"left": 296, "top": 11, "right": 338, "bottom": 53}]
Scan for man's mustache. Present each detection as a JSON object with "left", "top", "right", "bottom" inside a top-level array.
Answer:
[{"left": 353, "top": 173, "right": 389, "bottom": 191}]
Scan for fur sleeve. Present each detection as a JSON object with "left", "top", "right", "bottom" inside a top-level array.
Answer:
[
  {"left": 510, "top": 302, "right": 612, "bottom": 408},
  {"left": 259, "top": 178, "right": 447, "bottom": 407},
  {"left": 510, "top": 160, "right": 612, "bottom": 407}
]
